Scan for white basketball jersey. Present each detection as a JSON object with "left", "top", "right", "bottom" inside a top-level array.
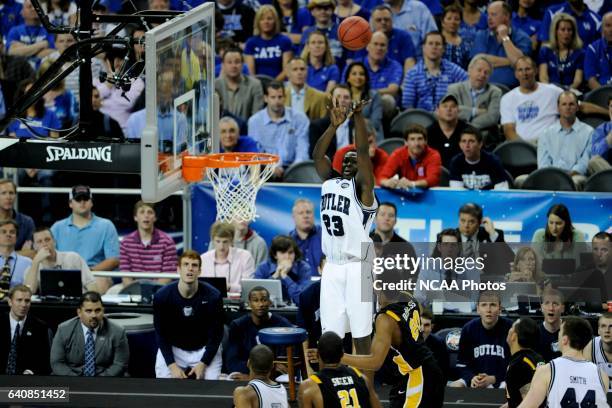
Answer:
[
  {"left": 591, "top": 336, "right": 612, "bottom": 392},
  {"left": 547, "top": 357, "right": 608, "bottom": 407},
  {"left": 248, "top": 379, "right": 288, "bottom": 408},
  {"left": 320, "top": 177, "right": 378, "bottom": 264}
]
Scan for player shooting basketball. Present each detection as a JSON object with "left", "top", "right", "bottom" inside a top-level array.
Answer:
[{"left": 312, "top": 87, "right": 377, "bottom": 358}]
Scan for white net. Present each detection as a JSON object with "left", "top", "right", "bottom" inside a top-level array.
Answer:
[{"left": 206, "top": 161, "right": 277, "bottom": 223}]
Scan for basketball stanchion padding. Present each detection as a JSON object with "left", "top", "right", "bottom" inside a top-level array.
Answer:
[
  {"left": 182, "top": 152, "right": 280, "bottom": 223},
  {"left": 258, "top": 327, "right": 308, "bottom": 402}
]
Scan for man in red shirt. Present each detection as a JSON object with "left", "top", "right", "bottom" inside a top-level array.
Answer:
[
  {"left": 331, "top": 119, "right": 389, "bottom": 185},
  {"left": 380, "top": 124, "right": 442, "bottom": 189}
]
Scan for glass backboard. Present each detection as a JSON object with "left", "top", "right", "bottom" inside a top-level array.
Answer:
[{"left": 141, "top": 2, "right": 217, "bottom": 203}]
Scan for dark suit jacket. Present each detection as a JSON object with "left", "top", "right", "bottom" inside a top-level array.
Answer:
[
  {"left": 309, "top": 117, "right": 354, "bottom": 160},
  {"left": 458, "top": 227, "right": 515, "bottom": 276},
  {"left": 50, "top": 316, "right": 129, "bottom": 377},
  {"left": 0, "top": 313, "right": 51, "bottom": 375}
]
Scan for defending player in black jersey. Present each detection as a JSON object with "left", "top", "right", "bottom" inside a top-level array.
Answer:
[
  {"left": 504, "top": 317, "right": 545, "bottom": 408},
  {"left": 298, "top": 331, "right": 381, "bottom": 408},
  {"left": 342, "top": 289, "right": 445, "bottom": 408}
]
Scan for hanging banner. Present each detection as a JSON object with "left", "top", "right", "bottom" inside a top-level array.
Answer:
[{"left": 191, "top": 184, "right": 612, "bottom": 253}]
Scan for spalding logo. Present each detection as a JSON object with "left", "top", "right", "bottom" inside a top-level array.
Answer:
[{"left": 46, "top": 146, "right": 112, "bottom": 163}]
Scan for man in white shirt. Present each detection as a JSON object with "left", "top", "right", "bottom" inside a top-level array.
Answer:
[
  {"left": 501, "top": 56, "right": 607, "bottom": 144},
  {"left": 500, "top": 56, "right": 563, "bottom": 143},
  {"left": 25, "top": 227, "right": 98, "bottom": 295},
  {"left": 515, "top": 91, "right": 593, "bottom": 189}
]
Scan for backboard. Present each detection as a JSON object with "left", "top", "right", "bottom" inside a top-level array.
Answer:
[{"left": 141, "top": 2, "right": 218, "bottom": 203}]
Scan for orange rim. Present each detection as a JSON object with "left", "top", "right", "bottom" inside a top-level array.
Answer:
[
  {"left": 182, "top": 153, "right": 280, "bottom": 182},
  {"left": 183, "top": 153, "right": 279, "bottom": 168}
]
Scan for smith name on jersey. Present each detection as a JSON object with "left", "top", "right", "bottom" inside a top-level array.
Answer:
[{"left": 320, "top": 177, "right": 378, "bottom": 264}]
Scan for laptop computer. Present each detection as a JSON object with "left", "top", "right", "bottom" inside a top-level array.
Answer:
[
  {"left": 199, "top": 277, "right": 228, "bottom": 298},
  {"left": 558, "top": 286, "right": 603, "bottom": 311},
  {"left": 501, "top": 282, "right": 539, "bottom": 309},
  {"left": 40, "top": 269, "right": 82, "bottom": 298},
  {"left": 240, "top": 279, "right": 285, "bottom": 306}
]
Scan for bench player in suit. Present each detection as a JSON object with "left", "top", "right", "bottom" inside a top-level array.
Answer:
[
  {"left": 0, "top": 285, "right": 51, "bottom": 375},
  {"left": 299, "top": 331, "right": 381, "bottom": 408},
  {"left": 342, "top": 278, "right": 445, "bottom": 408},
  {"left": 583, "top": 312, "right": 612, "bottom": 392},
  {"left": 312, "top": 93, "right": 378, "bottom": 356},
  {"left": 233, "top": 344, "right": 288, "bottom": 408},
  {"left": 518, "top": 316, "right": 609, "bottom": 408}
]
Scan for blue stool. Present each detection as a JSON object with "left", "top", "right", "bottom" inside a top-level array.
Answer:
[{"left": 258, "top": 327, "right": 308, "bottom": 401}]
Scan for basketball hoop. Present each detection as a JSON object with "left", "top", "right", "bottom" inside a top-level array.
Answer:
[{"left": 182, "top": 152, "right": 280, "bottom": 223}]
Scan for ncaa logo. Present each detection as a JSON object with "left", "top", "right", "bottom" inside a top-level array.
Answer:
[{"left": 341, "top": 182, "right": 350, "bottom": 189}]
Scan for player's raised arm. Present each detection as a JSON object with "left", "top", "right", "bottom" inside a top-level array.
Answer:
[
  {"left": 352, "top": 100, "right": 375, "bottom": 207},
  {"left": 517, "top": 364, "right": 551, "bottom": 408},
  {"left": 312, "top": 97, "right": 349, "bottom": 180},
  {"left": 340, "top": 312, "right": 394, "bottom": 371}
]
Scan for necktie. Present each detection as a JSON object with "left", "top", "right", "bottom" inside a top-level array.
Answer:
[
  {"left": 464, "top": 237, "right": 476, "bottom": 259},
  {"left": 0, "top": 257, "right": 12, "bottom": 301},
  {"left": 83, "top": 330, "right": 96, "bottom": 377},
  {"left": 6, "top": 323, "right": 19, "bottom": 374}
]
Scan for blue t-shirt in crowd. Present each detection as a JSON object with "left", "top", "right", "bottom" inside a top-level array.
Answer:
[
  {"left": 538, "top": 2, "right": 602, "bottom": 46},
  {"left": 420, "top": 0, "right": 443, "bottom": 16},
  {"left": 6, "top": 24, "right": 55, "bottom": 69},
  {"left": 244, "top": 34, "right": 293, "bottom": 78},
  {"left": 353, "top": 28, "right": 416, "bottom": 68},
  {"left": 584, "top": 39, "right": 612, "bottom": 86},
  {"left": 284, "top": 7, "right": 313, "bottom": 34},
  {"left": 459, "top": 13, "right": 488, "bottom": 49},
  {"left": 342, "top": 56, "right": 403, "bottom": 90},
  {"left": 307, "top": 63, "right": 340, "bottom": 92},
  {"left": 511, "top": 12, "right": 541, "bottom": 38},
  {"left": 537, "top": 46, "right": 584, "bottom": 88},
  {"left": 48, "top": 91, "right": 78, "bottom": 128},
  {"left": 470, "top": 28, "right": 532, "bottom": 88},
  {"left": 0, "top": 0, "right": 23, "bottom": 38},
  {"left": 301, "top": 25, "right": 344, "bottom": 68},
  {"left": 8, "top": 110, "right": 61, "bottom": 138}
]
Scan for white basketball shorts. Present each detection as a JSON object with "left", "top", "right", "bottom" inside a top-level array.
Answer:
[{"left": 320, "top": 261, "right": 374, "bottom": 338}]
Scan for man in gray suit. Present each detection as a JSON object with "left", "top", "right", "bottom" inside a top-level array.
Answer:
[
  {"left": 447, "top": 56, "right": 502, "bottom": 130},
  {"left": 51, "top": 291, "right": 129, "bottom": 376}
]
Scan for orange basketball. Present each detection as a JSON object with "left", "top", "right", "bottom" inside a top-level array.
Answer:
[{"left": 338, "top": 16, "right": 372, "bottom": 51}]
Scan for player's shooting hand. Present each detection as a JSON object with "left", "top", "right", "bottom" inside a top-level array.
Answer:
[
  {"left": 188, "top": 362, "right": 207, "bottom": 380},
  {"left": 348, "top": 99, "right": 370, "bottom": 117},
  {"left": 327, "top": 98, "right": 349, "bottom": 128},
  {"left": 169, "top": 363, "right": 188, "bottom": 379}
]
